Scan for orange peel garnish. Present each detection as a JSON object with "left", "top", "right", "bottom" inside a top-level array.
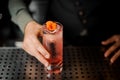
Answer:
[{"left": 46, "top": 21, "right": 57, "bottom": 31}]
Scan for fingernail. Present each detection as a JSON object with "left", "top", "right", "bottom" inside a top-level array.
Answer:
[
  {"left": 47, "top": 65, "right": 52, "bottom": 70},
  {"left": 110, "top": 59, "right": 113, "bottom": 64},
  {"left": 45, "top": 54, "right": 50, "bottom": 58},
  {"left": 104, "top": 54, "right": 107, "bottom": 57},
  {"left": 45, "top": 63, "right": 49, "bottom": 67},
  {"left": 102, "top": 42, "right": 105, "bottom": 44}
]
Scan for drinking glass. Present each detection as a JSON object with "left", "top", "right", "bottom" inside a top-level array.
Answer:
[{"left": 42, "top": 21, "right": 63, "bottom": 74}]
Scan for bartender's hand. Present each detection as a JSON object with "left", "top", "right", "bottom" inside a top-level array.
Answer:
[
  {"left": 101, "top": 35, "right": 120, "bottom": 63},
  {"left": 22, "top": 20, "right": 50, "bottom": 67}
]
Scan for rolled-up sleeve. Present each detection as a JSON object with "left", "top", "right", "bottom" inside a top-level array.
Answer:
[{"left": 8, "top": 0, "right": 33, "bottom": 33}]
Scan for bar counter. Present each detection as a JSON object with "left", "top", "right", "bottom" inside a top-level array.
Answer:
[{"left": 0, "top": 46, "right": 120, "bottom": 80}]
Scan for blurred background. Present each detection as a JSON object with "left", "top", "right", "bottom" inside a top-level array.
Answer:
[
  {"left": 0, "top": 0, "right": 23, "bottom": 47},
  {"left": 0, "top": 0, "right": 119, "bottom": 47}
]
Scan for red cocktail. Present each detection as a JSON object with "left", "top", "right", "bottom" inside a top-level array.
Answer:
[{"left": 42, "top": 21, "right": 63, "bottom": 74}]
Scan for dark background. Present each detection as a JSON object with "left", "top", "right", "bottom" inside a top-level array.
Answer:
[
  {"left": 0, "top": 0, "right": 23, "bottom": 46},
  {"left": 0, "top": 0, "right": 120, "bottom": 46}
]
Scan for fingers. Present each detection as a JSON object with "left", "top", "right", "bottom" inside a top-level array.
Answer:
[
  {"left": 23, "top": 21, "right": 51, "bottom": 67},
  {"left": 22, "top": 36, "right": 50, "bottom": 67},
  {"left": 104, "top": 43, "right": 119, "bottom": 57},
  {"left": 34, "top": 50, "right": 49, "bottom": 67},
  {"left": 31, "top": 36, "right": 50, "bottom": 59},
  {"left": 104, "top": 42, "right": 120, "bottom": 64},
  {"left": 101, "top": 36, "right": 115, "bottom": 45},
  {"left": 110, "top": 49, "right": 120, "bottom": 63},
  {"left": 102, "top": 35, "right": 120, "bottom": 64}
]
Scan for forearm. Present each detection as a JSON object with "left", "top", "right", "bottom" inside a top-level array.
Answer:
[{"left": 8, "top": 0, "right": 33, "bottom": 33}]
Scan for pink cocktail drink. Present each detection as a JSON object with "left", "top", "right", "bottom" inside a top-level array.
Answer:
[{"left": 42, "top": 21, "right": 63, "bottom": 74}]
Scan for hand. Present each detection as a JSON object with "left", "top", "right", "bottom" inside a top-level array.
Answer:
[
  {"left": 22, "top": 20, "right": 50, "bottom": 67},
  {"left": 101, "top": 35, "right": 120, "bottom": 63}
]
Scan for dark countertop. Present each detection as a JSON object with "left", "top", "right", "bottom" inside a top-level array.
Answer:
[{"left": 0, "top": 46, "right": 120, "bottom": 80}]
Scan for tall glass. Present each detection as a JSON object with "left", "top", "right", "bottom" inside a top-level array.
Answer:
[{"left": 42, "top": 21, "right": 63, "bottom": 74}]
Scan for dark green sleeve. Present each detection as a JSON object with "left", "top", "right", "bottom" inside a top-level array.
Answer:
[{"left": 8, "top": 0, "right": 33, "bottom": 33}]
